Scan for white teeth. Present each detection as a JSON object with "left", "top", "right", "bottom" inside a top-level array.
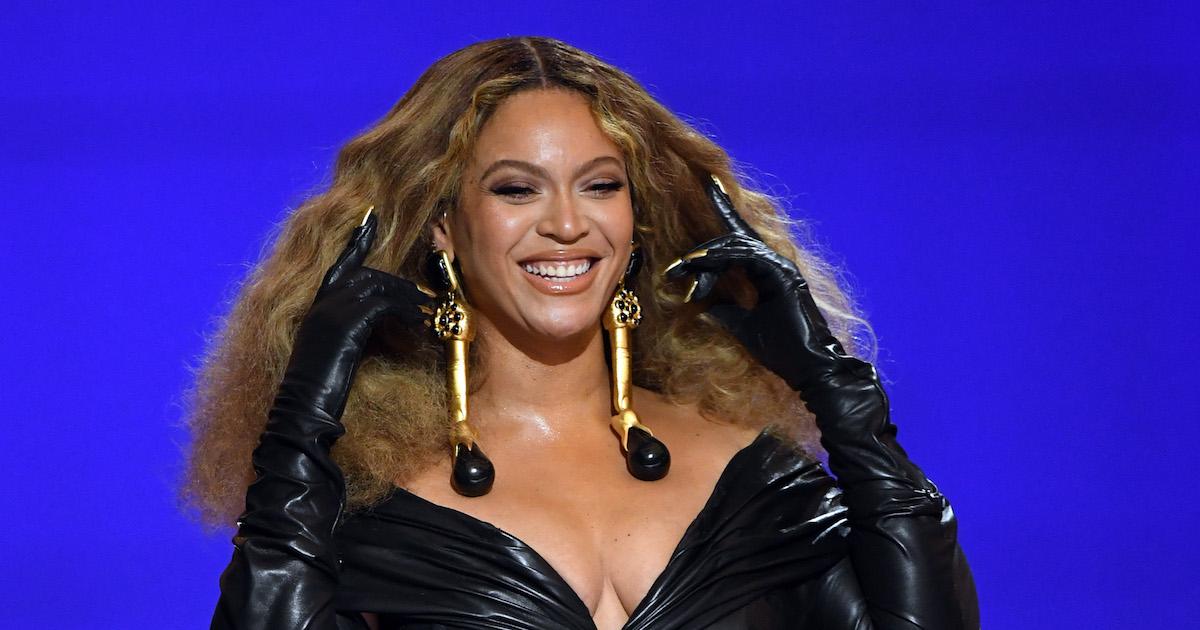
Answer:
[{"left": 523, "top": 259, "right": 591, "bottom": 279}]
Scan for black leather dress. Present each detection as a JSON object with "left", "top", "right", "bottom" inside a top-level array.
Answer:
[
  {"left": 332, "top": 428, "right": 978, "bottom": 629},
  {"left": 211, "top": 193, "right": 981, "bottom": 629}
]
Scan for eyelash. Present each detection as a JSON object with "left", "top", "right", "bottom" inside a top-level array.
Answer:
[{"left": 492, "top": 181, "right": 625, "bottom": 199}]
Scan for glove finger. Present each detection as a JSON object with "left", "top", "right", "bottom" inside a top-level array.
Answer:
[
  {"left": 323, "top": 209, "right": 378, "bottom": 289},
  {"left": 685, "top": 271, "right": 719, "bottom": 302},
  {"left": 362, "top": 293, "right": 429, "bottom": 329},
  {"left": 704, "top": 175, "right": 762, "bottom": 240},
  {"left": 359, "top": 268, "right": 435, "bottom": 308},
  {"left": 666, "top": 237, "right": 761, "bottom": 302},
  {"left": 669, "top": 241, "right": 775, "bottom": 277},
  {"left": 664, "top": 233, "right": 741, "bottom": 280}
]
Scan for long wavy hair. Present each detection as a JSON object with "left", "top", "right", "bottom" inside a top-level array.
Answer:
[{"left": 182, "top": 36, "right": 873, "bottom": 529}]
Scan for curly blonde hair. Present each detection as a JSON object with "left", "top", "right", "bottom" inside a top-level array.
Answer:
[{"left": 181, "top": 36, "right": 873, "bottom": 529}]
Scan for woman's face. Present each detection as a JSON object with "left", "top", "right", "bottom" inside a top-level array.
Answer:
[{"left": 436, "top": 88, "right": 634, "bottom": 344}]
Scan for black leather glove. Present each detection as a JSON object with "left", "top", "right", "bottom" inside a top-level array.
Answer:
[
  {"left": 666, "top": 176, "right": 978, "bottom": 628},
  {"left": 212, "top": 212, "right": 433, "bottom": 630}
]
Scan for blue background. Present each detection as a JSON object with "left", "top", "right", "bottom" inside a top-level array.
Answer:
[{"left": 2, "top": 2, "right": 1196, "bottom": 628}]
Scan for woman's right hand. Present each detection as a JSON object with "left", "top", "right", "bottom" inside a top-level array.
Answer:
[
  {"left": 281, "top": 210, "right": 434, "bottom": 420},
  {"left": 212, "top": 210, "right": 432, "bottom": 630}
]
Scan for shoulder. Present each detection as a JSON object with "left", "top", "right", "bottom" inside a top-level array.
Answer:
[
  {"left": 635, "top": 385, "right": 841, "bottom": 520},
  {"left": 630, "top": 386, "right": 835, "bottom": 510},
  {"left": 632, "top": 386, "right": 765, "bottom": 457}
]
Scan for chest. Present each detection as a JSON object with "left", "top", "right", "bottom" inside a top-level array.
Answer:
[{"left": 401, "top": 435, "right": 738, "bottom": 620}]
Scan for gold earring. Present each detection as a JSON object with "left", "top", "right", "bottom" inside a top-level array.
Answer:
[
  {"left": 427, "top": 250, "right": 495, "bottom": 497},
  {"left": 604, "top": 245, "right": 670, "bottom": 480}
]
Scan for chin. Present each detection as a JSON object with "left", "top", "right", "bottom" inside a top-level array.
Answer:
[
  {"left": 527, "top": 320, "right": 599, "bottom": 342},
  {"left": 523, "top": 305, "right": 604, "bottom": 341}
]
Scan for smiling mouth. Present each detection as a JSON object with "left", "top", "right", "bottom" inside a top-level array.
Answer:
[{"left": 520, "top": 258, "right": 597, "bottom": 281}]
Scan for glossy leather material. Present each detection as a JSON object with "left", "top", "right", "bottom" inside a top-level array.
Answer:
[
  {"left": 657, "top": 175, "right": 980, "bottom": 627},
  {"left": 211, "top": 214, "right": 431, "bottom": 630},
  {"left": 212, "top": 180, "right": 981, "bottom": 628},
  {"left": 333, "top": 429, "right": 978, "bottom": 628}
]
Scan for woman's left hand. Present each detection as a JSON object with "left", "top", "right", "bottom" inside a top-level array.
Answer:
[
  {"left": 664, "top": 174, "right": 936, "bottom": 497},
  {"left": 666, "top": 175, "right": 978, "bottom": 628},
  {"left": 664, "top": 175, "right": 858, "bottom": 396}
]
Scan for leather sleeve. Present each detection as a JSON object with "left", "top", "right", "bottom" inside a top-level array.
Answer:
[
  {"left": 810, "top": 500, "right": 980, "bottom": 629},
  {"left": 209, "top": 392, "right": 369, "bottom": 630},
  {"left": 665, "top": 176, "right": 979, "bottom": 628},
  {"left": 806, "top": 369, "right": 981, "bottom": 629},
  {"left": 210, "top": 215, "right": 421, "bottom": 629}
]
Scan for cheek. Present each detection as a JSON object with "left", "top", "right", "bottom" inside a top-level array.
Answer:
[
  {"left": 454, "top": 203, "right": 527, "bottom": 293},
  {"left": 467, "top": 204, "right": 528, "bottom": 260},
  {"left": 598, "top": 205, "right": 636, "bottom": 253},
  {"left": 456, "top": 200, "right": 518, "bottom": 256}
]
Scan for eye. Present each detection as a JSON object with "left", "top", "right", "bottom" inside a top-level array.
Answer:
[
  {"left": 492, "top": 184, "right": 536, "bottom": 200},
  {"left": 587, "top": 181, "right": 625, "bottom": 197}
]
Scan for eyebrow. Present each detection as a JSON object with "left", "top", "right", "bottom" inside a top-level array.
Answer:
[{"left": 478, "top": 155, "right": 625, "bottom": 182}]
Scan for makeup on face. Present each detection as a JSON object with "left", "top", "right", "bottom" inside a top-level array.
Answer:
[{"left": 440, "top": 89, "right": 635, "bottom": 341}]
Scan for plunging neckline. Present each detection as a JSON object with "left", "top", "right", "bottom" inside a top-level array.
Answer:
[{"left": 389, "top": 426, "right": 775, "bottom": 628}]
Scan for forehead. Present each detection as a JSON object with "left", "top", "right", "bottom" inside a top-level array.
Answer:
[{"left": 469, "top": 89, "right": 623, "bottom": 169}]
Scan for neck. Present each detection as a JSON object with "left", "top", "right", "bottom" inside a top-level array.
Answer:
[{"left": 470, "top": 315, "right": 614, "bottom": 444}]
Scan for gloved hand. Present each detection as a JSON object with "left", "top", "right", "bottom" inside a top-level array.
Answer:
[
  {"left": 666, "top": 176, "right": 976, "bottom": 628},
  {"left": 212, "top": 211, "right": 433, "bottom": 630},
  {"left": 664, "top": 175, "right": 935, "bottom": 494}
]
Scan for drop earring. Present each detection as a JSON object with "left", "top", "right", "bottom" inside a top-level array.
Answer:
[
  {"left": 426, "top": 250, "right": 495, "bottom": 497},
  {"left": 604, "top": 245, "right": 671, "bottom": 481}
]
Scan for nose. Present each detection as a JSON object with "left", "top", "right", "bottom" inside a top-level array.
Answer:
[{"left": 536, "top": 189, "right": 588, "bottom": 243}]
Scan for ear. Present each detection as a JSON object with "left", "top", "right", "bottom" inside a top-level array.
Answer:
[{"left": 431, "top": 210, "right": 455, "bottom": 261}]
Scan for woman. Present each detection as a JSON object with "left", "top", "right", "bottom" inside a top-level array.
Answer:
[{"left": 186, "top": 37, "right": 979, "bottom": 629}]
